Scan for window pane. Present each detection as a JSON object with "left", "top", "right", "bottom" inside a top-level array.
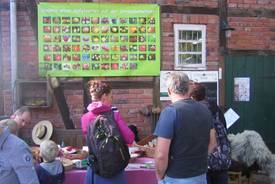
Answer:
[
  {"left": 193, "top": 31, "right": 197, "bottom": 40},
  {"left": 192, "top": 43, "right": 202, "bottom": 52},
  {"left": 186, "top": 31, "right": 192, "bottom": 40},
  {"left": 179, "top": 30, "right": 182, "bottom": 40},
  {"left": 183, "top": 31, "right": 187, "bottom": 40},
  {"left": 178, "top": 54, "right": 202, "bottom": 64},
  {"left": 193, "top": 43, "right": 197, "bottom": 52},
  {"left": 186, "top": 43, "right": 192, "bottom": 52},
  {"left": 192, "top": 55, "right": 199, "bottom": 64},
  {"left": 198, "top": 43, "right": 202, "bottom": 51},
  {"left": 198, "top": 31, "right": 202, "bottom": 40},
  {"left": 198, "top": 54, "right": 202, "bottom": 63},
  {"left": 179, "top": 43, "right": 187, "bottom": 52},
  {"left": 191, "top": 31, "right": 195, "bottom": 40},
  {"left": 179, "top": 30, "right": 187, "bottom": 40}
]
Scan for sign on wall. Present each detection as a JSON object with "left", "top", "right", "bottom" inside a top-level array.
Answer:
[
  {"left": 38, "top": 3, "right": 160, "bottom": 77},
  {"left": 234, "top": 77, "right": 250, "bottom": 102},
  {"left": 160, "top": 71, "right": 219, "bottom": 104}
]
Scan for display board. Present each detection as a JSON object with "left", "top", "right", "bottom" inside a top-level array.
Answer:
[
  {"left": 160, "top": 71, "right": 219, "bottom": 104},
  {"left": 38, "top": 3, "right": 160, "bottom": 77}
]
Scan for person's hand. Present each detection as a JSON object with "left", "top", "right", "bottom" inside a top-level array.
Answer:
[
  {"left": 157, "top": 179, "right": 165, "bottom": 184},
  {"left": 156, "top": 175, "right": 164, "bottom": 182}
]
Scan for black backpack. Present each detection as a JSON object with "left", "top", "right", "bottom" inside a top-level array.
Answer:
[{"left": 87, "top": 111, "right": 130, "bottom": 178}]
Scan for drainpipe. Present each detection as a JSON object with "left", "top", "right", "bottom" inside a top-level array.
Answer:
[
  {"left": 10, "top": 0, "right": 17, "bottom": 112},
  {"left": 0, "top": 8, "right": 3, "bottom": 114}
]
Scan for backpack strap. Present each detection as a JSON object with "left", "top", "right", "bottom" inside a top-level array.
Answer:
[
  {"left": 100, "top": 110, "right": 117, "bottom": 128},
  {"left": 111, "top": 106, "right": 118, "bottom": 112}
]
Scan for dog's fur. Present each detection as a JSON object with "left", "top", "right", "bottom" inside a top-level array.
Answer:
[{"left": 228, "top": 130, "right": 275, "bottom": 183}]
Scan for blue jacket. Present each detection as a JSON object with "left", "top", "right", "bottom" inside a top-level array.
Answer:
[
  {"left": 0, "top": 127, "right": 39, "bottom": 184},
  {"left": 36, "top": 160, "right": 65, "bottom": 184}
]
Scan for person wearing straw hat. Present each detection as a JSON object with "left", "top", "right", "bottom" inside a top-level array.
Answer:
[
  {"left": 0, "top": 126, "right": 39, "bottom": 184},
  {"left": 35, "top": 140, "right": 65, "bottom": 184},
  {"left": 32, "top": 120, "right": 54, "bottom": 145}
]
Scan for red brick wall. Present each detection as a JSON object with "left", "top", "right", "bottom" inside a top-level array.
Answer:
[
  {"left": 92, "top": 0, "right": 218, "bottom": 7},
  {"left": 17, "top": 10, "right": 39, "bottom": 79},
  {"left": 175, "top": 0, "right": 218, "bottom": 8},
  {"left": 0, "top": 0, "right": 224, "bottom": 140},
  {"left": 228, "top": 17, "right": 275, "bottom": 50},
  {"left": 0, "top": 2, "right": 12, "bottom": 115},
  {"left": 228, "top": 0, "right": 275, "bottom": 9},
  {"left": 227, "top": 0, "right": 275, "bottom": 49}
]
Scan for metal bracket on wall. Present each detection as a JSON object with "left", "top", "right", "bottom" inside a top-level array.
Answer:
[{"left": 47, "top": 77, "right": 75, "bottom": 129}]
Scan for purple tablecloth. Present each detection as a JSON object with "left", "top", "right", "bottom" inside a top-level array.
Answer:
[{"left": 64, "top": 157, "right": 157, "bottom": 184}]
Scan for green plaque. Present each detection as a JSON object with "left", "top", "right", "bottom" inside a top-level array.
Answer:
[{"left": 38, "top": 3, "right": 160, "bottom": 77}]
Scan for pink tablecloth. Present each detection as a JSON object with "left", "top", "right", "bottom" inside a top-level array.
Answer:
[{"left": 64, "top": 157, "right": 157, "bottom": 184}]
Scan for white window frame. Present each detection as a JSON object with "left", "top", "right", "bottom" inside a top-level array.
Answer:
[{"left": 174, "top": 24, "right": 206, "bottom": 70}]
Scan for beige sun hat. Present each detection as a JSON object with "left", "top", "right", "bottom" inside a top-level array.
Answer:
[{"left": 32, "top": 120, "right": 53, "bottom": 145}]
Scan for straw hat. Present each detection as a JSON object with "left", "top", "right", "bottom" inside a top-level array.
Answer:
[{"left": 32, "top": 120, "right": 53, "bottom": 145}]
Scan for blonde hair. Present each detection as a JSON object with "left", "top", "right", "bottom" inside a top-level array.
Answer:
[{"left": 40, "top": 140, "right": 59, "bottom": 162}]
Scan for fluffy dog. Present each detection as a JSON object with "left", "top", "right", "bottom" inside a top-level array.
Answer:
[{"left": 228, "top": 130, "right": 275, "bottom": 183}]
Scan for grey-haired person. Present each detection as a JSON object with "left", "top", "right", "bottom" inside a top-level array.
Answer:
[
  {"left": 154, "top": 72, "right": 217, "bottom": 184},
  {"left": 0, "top": 126, "right": 39, "bottom": 184},
  {"left": 35, "top": 140, "right": 65, "bottom": 184}
]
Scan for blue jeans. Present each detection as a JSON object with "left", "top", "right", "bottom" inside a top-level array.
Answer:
[{"left": 158, "top": 174, "right": 207, "bottom": 184}]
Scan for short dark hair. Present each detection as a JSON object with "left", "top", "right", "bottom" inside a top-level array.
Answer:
[{"left": 189, "top": 83, "right": 206, "bottom": 101}]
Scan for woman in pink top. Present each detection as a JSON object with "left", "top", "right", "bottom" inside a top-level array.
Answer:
[{"left": 82, "top": 80, "right": 134, "bottom": 184}]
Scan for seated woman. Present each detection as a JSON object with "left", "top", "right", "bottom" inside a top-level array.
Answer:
[
  {"left": 81, "top": 80, "right": 134, "bottom": 184},
  {"left": 35, "top": 140, "right": 64, "bottom": 184}
]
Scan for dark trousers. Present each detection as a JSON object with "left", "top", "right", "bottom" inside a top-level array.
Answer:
[{"left": 207, "top": 170, "right": 228, "bottom": 184}]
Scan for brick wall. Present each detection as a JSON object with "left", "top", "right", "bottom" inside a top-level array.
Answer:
[
  {"left": 175, "top": 0, "right": 218, "bottom": 8},
  {"left": 92, "top": 0, "right": 218, "bottom": 7},
  {"left": 17, "top": 10, "right": 39, "bottom": 79},
  {"left": 0, "top": 0, "right": 220, "bottom": 140},
  {"left": 0, "top": 1, "right": 12, "bottom": 115},
  {"left": 227, "top": 0, "right": 275, "bottom": 49},
  {"left": 228, "top": 17, "right": 275, "bottom": 50},
  {"left": 1, "top": 0, "right": 275, "bottom": 141},
  {"left": 228, "top": 0, "right": 275, "bottom": 9}
]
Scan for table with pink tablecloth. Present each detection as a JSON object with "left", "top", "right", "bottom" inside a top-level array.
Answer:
[{"left": 64, "top": 157, "right": 157, "bottom": 184}]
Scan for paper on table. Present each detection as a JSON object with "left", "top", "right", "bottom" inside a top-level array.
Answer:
[
  {"left": 127, "top": 162, "right": 155, "bottom": 170},
  {"left": 224, "top": 108, "right": 240, "bottom": 129}
]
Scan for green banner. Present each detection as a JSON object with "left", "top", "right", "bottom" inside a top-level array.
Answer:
[{"left": 38, "top": 3, "right": 160, "bottom": 77}]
